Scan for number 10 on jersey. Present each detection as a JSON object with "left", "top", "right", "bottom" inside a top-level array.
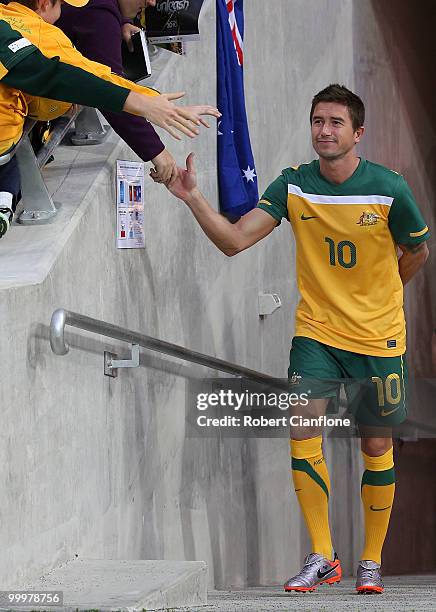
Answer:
[{"left": 325, "top": 237, "right": 357, "bottom": 269}]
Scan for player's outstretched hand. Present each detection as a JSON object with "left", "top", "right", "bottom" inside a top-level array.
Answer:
[
  {"left": 151, "top": 152, "right": 197, "bottom": 201},
  {"left": 142, "top": 92, "right": 220, "bottom": 140}
]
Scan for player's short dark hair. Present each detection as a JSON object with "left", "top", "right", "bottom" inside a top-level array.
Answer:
[{"left": 310, "top": 84, "right": 365, "bottom": 131}]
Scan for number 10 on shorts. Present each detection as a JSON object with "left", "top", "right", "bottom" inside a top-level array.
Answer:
[{"left": 371, "top": 374, "right": 401, "bottom": 406}]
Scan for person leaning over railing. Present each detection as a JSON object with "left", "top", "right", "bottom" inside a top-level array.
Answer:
[
  {"left": 0, "top": 19, "right": 214, "bottom": 238},
  {"left": 57, "top": 0, "right": 182, "bottom": 186},
  {"left": 0, "top": 0, "right": 220, "bottom": 238}
]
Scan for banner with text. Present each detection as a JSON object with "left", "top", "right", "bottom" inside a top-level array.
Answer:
[{"left": 145, "top": 0, "right": 204, "bottom": 43}]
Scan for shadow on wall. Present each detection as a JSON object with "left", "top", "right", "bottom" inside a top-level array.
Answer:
[
  {"left": 354, "top": 0, "right": 436, "bottom": 575},
  {"left": 370, "top": 0, "right": 435, "bottom": 119},
  {"left": 178, "top": 294, "right": 262, "bottom": 588},
  {"left": 369, "top": 0, "right": 436, "bottom": 199},
  {"left": 354, "top": 0, "right": 436, "bottom": 376}
]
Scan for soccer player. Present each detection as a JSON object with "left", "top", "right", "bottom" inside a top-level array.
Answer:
[{"left": 159, "top": 84, "right": 430, "bottom": 593}]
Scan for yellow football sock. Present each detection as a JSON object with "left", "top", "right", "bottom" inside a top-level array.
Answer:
[
  {"left": 291, "top": 436, "right": 333, "bottom": 559},
  {"left": 361, "top": 447, "right": 395, "bottom": 565}
]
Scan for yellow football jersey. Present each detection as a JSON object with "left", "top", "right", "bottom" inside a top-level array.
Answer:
[
  {"left": 258, "top": 159, "right": 429, "bottom": 356},
  {"left": 0, "top": 19, "right": 39, "bottom": 152}
]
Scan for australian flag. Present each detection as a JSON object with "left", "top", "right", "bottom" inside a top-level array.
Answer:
[{"left": 217, "top": 0, "right": 258, "bottom": 218}]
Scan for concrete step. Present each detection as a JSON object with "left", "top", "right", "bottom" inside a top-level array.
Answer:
[{"left": 11, "top": 559, "right": 208, "bottom": 611}]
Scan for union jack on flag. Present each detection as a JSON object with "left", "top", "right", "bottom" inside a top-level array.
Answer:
[
  {"left": 217, "top": 0, "right": 258, "bottom": 218},
  {"left": 227, "top": 0, "right": 243, "bottom": 66}
]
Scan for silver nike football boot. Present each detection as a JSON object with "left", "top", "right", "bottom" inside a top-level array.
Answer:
[
  {"left": 284, "top": 552, "right": 342, "bottom": 592},
  {"left": 356, "top": 560, "right": 384, "bottom": 593}
]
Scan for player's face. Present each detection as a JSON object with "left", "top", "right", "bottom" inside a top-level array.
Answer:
[
  {"left": 311, "top": 102, "right": 363, "bottom": 161},
  {"left": 119, "top": 0, "right": 155, "bottom": 18}
]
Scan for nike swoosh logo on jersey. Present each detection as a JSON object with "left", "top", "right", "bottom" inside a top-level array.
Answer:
[
  {"left": 317, "top": 564, "right": 339, "bottom": 580},
  {"left": 380, "top": 406, "right": 399, "bottom": 417},
  {"left": 300, "top": 214, "right": 319, "bottom": 220},
  {"left": 370, "top": 505, "right": 391, "bottom": 512}
]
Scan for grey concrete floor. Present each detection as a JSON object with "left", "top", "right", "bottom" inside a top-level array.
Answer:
[{"left": 188, "top": 575, "right": 436, "bottom": 611}]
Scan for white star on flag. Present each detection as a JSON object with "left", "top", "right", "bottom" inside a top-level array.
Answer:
[
  {"left": 217, "top": 121, "right": 223, "bottom": 136},
  {"left": 242, "top": 166, "right": 256, "bottom": 183}
]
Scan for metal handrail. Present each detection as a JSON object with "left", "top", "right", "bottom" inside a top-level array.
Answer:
[
  {"left": 50, "top": 308, "right": 276, "bottom": 384},
  {"left": 49, "top": 308, "right": 436, "bottom": 436}
]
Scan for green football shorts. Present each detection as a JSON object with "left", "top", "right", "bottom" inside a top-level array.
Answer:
[{"left": 288, "top": 336, "right": 407, "bottom": 426}]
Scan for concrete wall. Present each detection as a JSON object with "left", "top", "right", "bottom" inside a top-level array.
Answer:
[{"left": 5, "top": 0, "right": 431, "bottom": 589}]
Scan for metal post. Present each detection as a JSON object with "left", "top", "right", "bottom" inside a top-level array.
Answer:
[
  {"left": 70, "top": 107, "right": 109, "bottom": 146},
  {"left": 17, "top": 135, "right": 57, "bottom": 225},
  {"left": 36, "top": 107, "right": 81, "bottom": 168}
]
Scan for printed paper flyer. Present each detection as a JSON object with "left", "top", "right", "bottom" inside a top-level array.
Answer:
[{"left": 116, "top": 160, "right": 145, "bottom": 249}]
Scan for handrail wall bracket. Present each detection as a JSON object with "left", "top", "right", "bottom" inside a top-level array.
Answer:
[{"left": 104, "top": 344, "right": 140, "bottom": 378}]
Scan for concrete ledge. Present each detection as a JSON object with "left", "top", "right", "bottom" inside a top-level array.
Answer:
[{"left": 12, "top": 559, "right": 208, "bottom": 611}]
